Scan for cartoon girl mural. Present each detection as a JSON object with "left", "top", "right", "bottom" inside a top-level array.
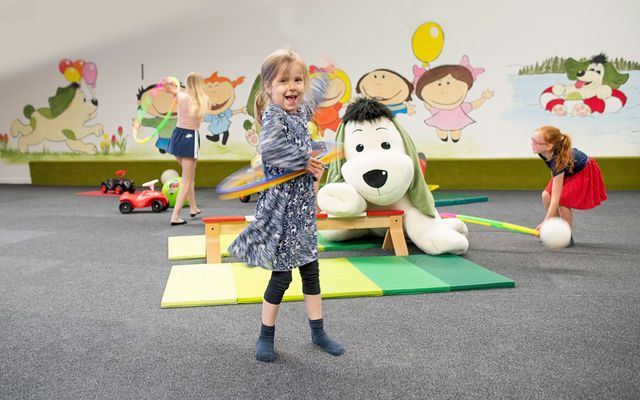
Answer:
[
  {"left": 414, "top": 56, "right": 493, "bottom": 143},
  {"left": 203, "top": 72, "right": 246, "bottom": 146},
  {"left": 308, "top": 65, "right": 351, "bottom": 140}
]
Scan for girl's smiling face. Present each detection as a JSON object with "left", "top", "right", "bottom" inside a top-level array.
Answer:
[
  {"left": 267, "top": 62, "right": 306, "bottom": 113},
  {"left": 420, "top": 74, "right": 469, "bottom": 109}
]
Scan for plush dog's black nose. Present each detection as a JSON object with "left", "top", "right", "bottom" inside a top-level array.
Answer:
[
  {"left": 577, "top": 70, "right": 585, "bottom": 77},
  {"left": 91, "top": 99, "right": 98, "bottom": 106},
  {"left": 363, "top": 169, "right": 387, "bottom": 189}
]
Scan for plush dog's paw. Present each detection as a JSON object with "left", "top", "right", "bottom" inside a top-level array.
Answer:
[
  {"left": 318, "top": 182, "right": 367, "bottom": 216},
  {"left": 572, "top": 103, "right": 591, "bottom": 117},
  {"left": 441, "top": 217, "right": 468, "bottom": 236}
]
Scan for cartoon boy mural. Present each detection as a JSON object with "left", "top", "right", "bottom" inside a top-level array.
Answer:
[
  {"left": 414, "top": 55, "right": 493, "bottom": 142},
  {"left": 203, "top": 72, "right": 246, "bottom": 146},
  {"left": 136, "top": 84, "right": 177, "bottom": 153},
  {"left": 308, "top": 65, "right": 351, "bottom": 140},
  {"left": 355, "top": 69, "right": 415, "bottom": 117}
]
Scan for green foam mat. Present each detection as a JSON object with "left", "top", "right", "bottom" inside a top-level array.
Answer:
[
  {"left": 317, "top": 233, "right": 382, "bottom": 251},
  {"left": 160, "top": 255, "right": 514, "bottom": 308},
  {"left": 161, "top": 263, "right": 237, "bottom": 308},
  {"left": 433, "top": 192, "right": 489, "bottom": 207},
  {"left": 406, "top": 254, "right": 515, "bottom": 290},
  {"left": 347, "top": 256, "right": 449, "bottom": 295}
]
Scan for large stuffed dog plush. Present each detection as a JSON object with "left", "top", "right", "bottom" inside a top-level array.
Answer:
[{"left": 318, "top": 97, "right": 469, "bottom": 255}]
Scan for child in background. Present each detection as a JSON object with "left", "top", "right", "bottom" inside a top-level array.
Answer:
[
  {"left": 163, "top": 73, "right": 211, "bottom": 226},
  {"left": 228, "top": 48, "right": 345, "bottom": 362},
  {"left": 531, "top": 126, "right": 607, "bottom": 245}
]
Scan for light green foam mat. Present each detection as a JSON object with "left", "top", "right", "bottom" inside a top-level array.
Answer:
[
  {"left": 318, "top": 258, "right": 383, "bottom": 299},
  {"left": 347, "top": 256, "right": 449, "bottom": 295},
  {"left": 406, "top": 254, "right": 515, "bottom": 290},
  {"left": 232, "top": 262, "right": 304, "bottom": 303},
  {"left": 160, "top": 263, "right": 237, "bottom": 308}
]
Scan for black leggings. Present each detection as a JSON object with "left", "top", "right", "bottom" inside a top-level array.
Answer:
[{"left": 263, "top": 260, "right": 320, "bottom": 305}]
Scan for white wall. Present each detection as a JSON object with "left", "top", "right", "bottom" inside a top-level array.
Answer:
[{"left": 1, "top": 0, "right": 639, "bottom": 183}]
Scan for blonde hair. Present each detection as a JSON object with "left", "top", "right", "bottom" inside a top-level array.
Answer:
[
  {"left": 185, "top": 72, "right": 211, "bottom": 119},
  {"left": 254, "top": 48, "right": 309, "bottom": 127},
  {"left": 538, "top": 125, "right": 574, "bottom": 174}
]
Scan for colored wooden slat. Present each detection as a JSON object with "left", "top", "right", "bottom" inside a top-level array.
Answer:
[{"left": 347, "top": 256, "right": 449, "bottom": 295}]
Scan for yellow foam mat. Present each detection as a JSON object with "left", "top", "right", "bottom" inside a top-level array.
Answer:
[
  {"left": 167, "top": 234, "right": 235, "bottom": 261},
  {"left": 319, "top": 258, "right": 382, "bottom": 298},
  {"left": 232, "top": 263, "right": 304, "bottom": 303},
  {"left": 160, "top": 263, "right": 237, "bottom": 308}
]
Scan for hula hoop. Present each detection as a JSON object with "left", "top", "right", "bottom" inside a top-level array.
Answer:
[
  {"left": 216, "top": 142, "right": 342, "bottom": 200},
  {"left": 440, "top": 212, "right": 539, "bottom": 237},
  {"left": 132, "top": 78, "right": 178, "bottom": 144}
]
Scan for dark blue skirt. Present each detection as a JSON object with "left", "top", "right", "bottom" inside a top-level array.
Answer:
[{"left": 167, "top": 127, "right": 200, "bottom": 158}]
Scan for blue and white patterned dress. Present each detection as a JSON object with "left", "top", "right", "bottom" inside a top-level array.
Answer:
[{"left": 228, "top": 77, "right": 327, "bottom": 271}]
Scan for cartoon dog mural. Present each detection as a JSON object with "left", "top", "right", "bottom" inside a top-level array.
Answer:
[
  {"left": 540, "top": 53, "right": 629, "bottom": 117},
  {"left": 318, "top": 97, "right": 469, "bottom": 255},
  {"left": 11, "top": 83, "right": 103, "bottom": 154}
]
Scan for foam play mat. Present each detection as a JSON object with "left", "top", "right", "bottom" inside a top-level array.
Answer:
[
  {"left": 160, "top": 254, "right": 514, "bottom": 308},
  {"left": 168, "top": 233, "right": 383, "bottom": 261}
]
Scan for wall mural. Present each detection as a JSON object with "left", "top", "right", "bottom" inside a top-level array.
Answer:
[
  {"left": 9, "top": 59, "right": 103, "bottom": 155},
  {"left": 1, "top": 22, "right": 638, "bottom": 168}
]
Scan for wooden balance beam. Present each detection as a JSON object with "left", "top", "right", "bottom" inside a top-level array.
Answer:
[{"left": 202, "top": 210, "right": 408, "bottom": 264}]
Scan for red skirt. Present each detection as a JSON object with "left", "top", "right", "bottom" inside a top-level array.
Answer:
[{"left": 545, "top": 158, "right": 607, "bottom": 210}]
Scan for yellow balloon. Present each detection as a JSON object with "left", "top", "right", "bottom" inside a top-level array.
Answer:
[
  {"left": 64, "top": 66, "right": 81, "bottom": 83},
  {"left": 412, "top": 22, "right": 444, "bottom": 65}
]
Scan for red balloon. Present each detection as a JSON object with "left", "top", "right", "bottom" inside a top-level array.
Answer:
[
  {"left": 58, "top": 59, "right": 72, "bottom": 74},
  {"left": 73, "top": 59, "right": 85, "bottom": 75}
]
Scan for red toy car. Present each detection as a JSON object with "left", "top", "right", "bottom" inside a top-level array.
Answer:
[{"left": 119, "top": 179, "right": 169, "bottom": 214}]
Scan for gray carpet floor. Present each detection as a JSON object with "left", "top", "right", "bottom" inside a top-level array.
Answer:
[{"left": 1, "top": 185, "right": 639, "bottom": 400}]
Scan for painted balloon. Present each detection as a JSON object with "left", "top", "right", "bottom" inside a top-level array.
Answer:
[
  {"left": 83, "top": 62, "right": 98, "bottom": 87},
  {"left": 73, "top": 59, "right": 85, "bottom": 75},
  {"left": 412, "top": 22, "right": 444, "bottom": 66},
  {"left": 63, "top": 66, "right": 81, "bottom": 83},
  {"left": 58, "top": 59, "right": 72, "bottom": 74}
]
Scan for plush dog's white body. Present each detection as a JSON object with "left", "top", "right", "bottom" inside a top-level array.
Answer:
[
  {"left": 318, "top": 117, "right": 468, "bottom": 255},
  {"left": 11, "top": 87, "right": 103, "bottom": 154}
]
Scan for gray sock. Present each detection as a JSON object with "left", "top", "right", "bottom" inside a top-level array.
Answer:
[
  {"left": 309, "top": 318, "right": 345, "bottom": 356},
  {"left": 256, "top": 324, "right": 276, "bottom": 362}
]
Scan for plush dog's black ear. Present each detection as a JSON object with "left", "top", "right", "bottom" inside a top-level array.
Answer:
[
  {"left": 603, "top": 63, "right": 629, "bottom": 89},
  {"left": 564, "top": 58, "right": 587, "bottom": 80},
  {"left": 342, "top": 97, "right": 393, "bottom": 124}
]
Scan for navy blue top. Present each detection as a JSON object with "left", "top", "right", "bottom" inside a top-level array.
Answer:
[{"left": 539, "top": 148, "right": 589, "bottom": 177}]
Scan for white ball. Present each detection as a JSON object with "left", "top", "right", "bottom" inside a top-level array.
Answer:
[
  {"left": 161, "top": 169, "right": 179, "bottom": 184},
  {"left": 539, "top": 217, "right": 572, "bottom": 249}
]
